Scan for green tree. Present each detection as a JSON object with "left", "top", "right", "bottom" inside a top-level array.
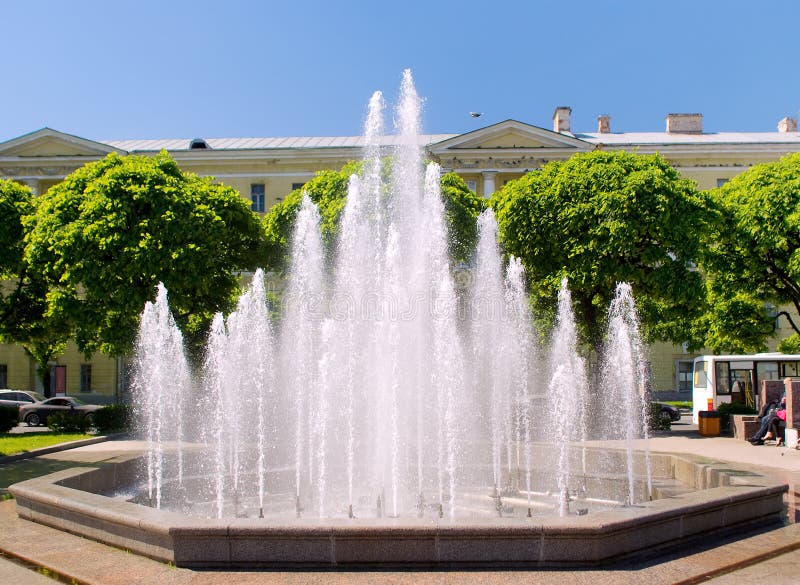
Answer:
[
  {"left": 492, "top": 150, "right": 710, "bottom": 351},
  {"left": 699, "top": 153, "right": 800, "bottom": 352},
  {"left": 25, "top": 152, "right": 264, "bottom": 357},
  {"left": 0, "top": 179, "right": 69, "bottom": 395},
  {"left": 440, "top": 172, "right": 487, "bottom": 264},
  {"left": 262, "top": 163, "right": 359, "bottom": 272},
  {"left": 262, "top": 164, "right": 485, "bottom": 273}
]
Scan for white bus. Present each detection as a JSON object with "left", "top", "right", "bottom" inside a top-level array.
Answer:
[{"left": 692, "top": 353, "right": 800, "bottom": 423}]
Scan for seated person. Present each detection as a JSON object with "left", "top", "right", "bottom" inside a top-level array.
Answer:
[
  {"left": 764, "top": 399, "right": 788, "bottom": 446},
  {"left": 749, "top": 394, "right": 786, "bottom": 445}
]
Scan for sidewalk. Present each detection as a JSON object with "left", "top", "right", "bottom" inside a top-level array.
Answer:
[{"left": 0, "top": 426, "right": 798, "bottom": 584}]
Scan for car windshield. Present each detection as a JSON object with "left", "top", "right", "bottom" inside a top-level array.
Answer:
[
  {"left": 29, "top": 392, "right": 46, "bottom": 402},
  {"left": 69, "top": 397, "right": 85, "bottom": 405}
]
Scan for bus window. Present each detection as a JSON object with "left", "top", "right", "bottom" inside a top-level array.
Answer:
[
  {"left": 693, "top": 360, "right": 708, "bottom": 388},
  {"left": 781, "top": 362, "right": 798, "bottom": 377},
  {"left": 757, "top": 362, "right": 779, "bottom": 382},
  {"left": 715, "top": 361, "right": 731, "bottom": 395}
]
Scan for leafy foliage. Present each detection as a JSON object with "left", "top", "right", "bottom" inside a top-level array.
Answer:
[
  {"left": 0, "top": 405, "right": 19, "bottom": 433},
  {"left": 778, "top": 333, "right": 800, "bottom": 354},
  {"left": 648, "top": 403, "right": 670, "bottom": 431},
  {"left": 440, "top": 172, "right": 487, "bottom": 263},
  {"left": 492, "top": 150, "right": 710, "bottom": 350},
  {"left": 262, "top": 163, "right": 359, "bottom": 272},
  {"left": 716, "top": 401, "right": 757, "bottom": 430},
  {"left": 25, "top": 152, "right": 264, "bottom": 356},
  {"left": 262, "top": 163, "right": 486, "bottom": 274},
  {"left": 0, "top": 180, "right": 69, "bottom": 386},
  {"left": 92, "top": 404, "right": 131, "bottom": 433},
  {"left": 47, "top": 412, "right": 93, "bottom": 434},
  {"left": 700, "top": 153, "right": 800, "bottom": 352}
]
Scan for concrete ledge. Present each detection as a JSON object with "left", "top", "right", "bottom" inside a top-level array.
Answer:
[{"left": 8, "top": 452, "right": 789, "bottom": 568}]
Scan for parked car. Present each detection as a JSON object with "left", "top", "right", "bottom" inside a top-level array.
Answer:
[
  {"left": 19, "top": 396, "right": 103, "bottom": 427},
  {"left": 0, "top": 389, "right": 47, "bottom": 408},
  {"left": 653, "top": 402, "right": 682, "bottom": 422}
]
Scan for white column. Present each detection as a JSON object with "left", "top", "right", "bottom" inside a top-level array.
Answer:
[
  {"left": 23, "top": 179, "right": 40, "bottom": 195},
  {"left": 481, "top": 171, "right": 497, "bottom": 198}
]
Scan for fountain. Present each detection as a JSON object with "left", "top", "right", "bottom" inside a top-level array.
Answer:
[{"left": 9, "top": 70, "right": 788, "bottom": 568}]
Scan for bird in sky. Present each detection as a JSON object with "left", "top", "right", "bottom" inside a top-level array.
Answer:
[{"left": 470, "top": 112, "right": 482, "bottom": 118}]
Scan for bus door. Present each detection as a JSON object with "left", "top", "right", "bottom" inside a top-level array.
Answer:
[{"left": 729, "top": 365, "right": 755, "bottom": 409}]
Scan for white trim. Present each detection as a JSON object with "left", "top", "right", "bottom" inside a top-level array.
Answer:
[{"left": 210, "top": 172, "right": 317, "bottom": 178}]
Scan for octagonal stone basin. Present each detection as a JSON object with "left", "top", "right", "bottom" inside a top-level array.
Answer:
[{"left": 9, "top": 450, "right": 787, "bottom": 568}]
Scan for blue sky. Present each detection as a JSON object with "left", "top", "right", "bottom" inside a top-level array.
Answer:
[{"left": 3, "top": 0, "right": 799, "bottom": 142}]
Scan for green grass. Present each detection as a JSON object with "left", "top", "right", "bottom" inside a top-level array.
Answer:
[
  {"left": 0, "top": 433, "right": 93, "bottom": 457},
  {"left": 664, "top": 401, "right": 692, "bottom": 409}
]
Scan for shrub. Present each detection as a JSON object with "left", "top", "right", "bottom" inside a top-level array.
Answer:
[
  {"left": 648, "top": 403, "right": 671, "bottom": 431},
  {"left": 93, "top": 405, "right": 131, "bottom": 434},
  {"left": 716, "top": 402, "right": 757, "bottom": 430},
  {"left": 47, "top": 412, "right": 93, "bottom": 434},
  {"left": 0, "top": 405, "right": 19, "bottom": 433}
]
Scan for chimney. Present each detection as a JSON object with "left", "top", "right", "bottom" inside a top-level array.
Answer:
[
  {"left": 778, "top": 116, "right": 798, "bottom": 132},
  {"left": 553, "top": 107, "right": 571, "bottom": 133},
  {"left": 666, "top": 113, "right": 703, "bottom": 134},
  {"left": 597, "top": 115, "right": 611, "bottom": 134}
]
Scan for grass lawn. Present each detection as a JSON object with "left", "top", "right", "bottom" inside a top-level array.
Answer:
[{"left": 0, "top": 433, "right": 93, "bottom": 457}]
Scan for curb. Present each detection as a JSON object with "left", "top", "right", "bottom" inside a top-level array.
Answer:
[{"left": 0, "top": 433, "right": 128, "bottom": 465}]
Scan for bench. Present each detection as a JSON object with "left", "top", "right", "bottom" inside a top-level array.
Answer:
[{"left": 731, "top": 414, "right": 760, "bottom": 440}]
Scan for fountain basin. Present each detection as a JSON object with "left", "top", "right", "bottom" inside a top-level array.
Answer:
[{"left": 9, "top": 451, "right": 787, "bottom": 568}]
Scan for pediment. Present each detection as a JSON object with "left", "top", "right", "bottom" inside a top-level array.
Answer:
[
  {"left": 429, "top": 120, "right": 591, "bottom": 152},
  {"left": 0, "top": 128, "right": 123, "bottom": 157}
]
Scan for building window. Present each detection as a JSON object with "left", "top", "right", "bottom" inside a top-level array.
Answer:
[
  {"left": 716, "top": 178, "right": 729, "bottom": 188},
  {"left": 677, "top": 360, "right": 693, "bottom": 393},
  {"left": 465, "top": 180, "right": 477, "bottom": 192},
  {"left": 80, "top": 365, "right": 92, "bottom": 393},
  {"left": 0, "top": 364, "right": 6, "bottom": 388},
  {"left": 292, "top": 182, "right": 306, "bottom": 191},
  {"left": 250, "top": 184, "right": 265, "bottom": 213}
]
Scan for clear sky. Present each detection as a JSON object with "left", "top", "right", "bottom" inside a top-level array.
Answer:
[{"left": 3, "top": 0, "right": 799, "bottom": 142}]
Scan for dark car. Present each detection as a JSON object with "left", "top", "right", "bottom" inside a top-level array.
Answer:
[
  {"left": 19, "top": 396, "right": 103, "bottom": 427},
  {"left": 0, "top": 389, "right": 47, "bottom": 408},
  {"left": 653, "top": 402, "right": 682, "bottom": 422}
]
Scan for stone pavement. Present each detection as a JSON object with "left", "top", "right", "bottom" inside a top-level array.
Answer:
[{"left": 0, "top": 423, "right": 799, "bottom": 584}]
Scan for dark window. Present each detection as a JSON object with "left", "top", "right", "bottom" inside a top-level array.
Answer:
[
  {"left": 716, "top": 178, "right": 729, "bottom": 188},
  {"left": 80, "top": 365, "right": 92, "bottom": 393},
  {"left": 715, "top": 361, "right": 731, "bottom": 395},
  {"left": 251, "top": 184, "right": 265, "bottom": 213},
  {"left": 292, "top": 182, "right": 306, "bottom": 191},
  {"left": 0, "top": 364, "right": 6, "bottom": 388},
  {"left": 677, "top": 361, "right": 693, "bottom": 392}
]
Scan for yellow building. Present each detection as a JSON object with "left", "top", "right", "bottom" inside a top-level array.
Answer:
[{"left": 2, "top": 109, "right": 800, "bottom": 401}]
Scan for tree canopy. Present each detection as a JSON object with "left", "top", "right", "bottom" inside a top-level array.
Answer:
[
  {"left": 25, "top": 151, "right": 264, "bottom": 356},
  {"left": 492, "top": 150, "right": 710, "bottom": 351},
  {"left": 698, "top": 153, "right": 800, "bottom": 352},
  {"left": 0, "top": 179, "right": 69, "bottom": 391},
  {"left": 262, "top": 163, "right": 485, "bottom": 273}
]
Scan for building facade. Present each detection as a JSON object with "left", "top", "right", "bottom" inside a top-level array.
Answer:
[{"left": 2, "top": 109, "right": 800, "bottom": 400}]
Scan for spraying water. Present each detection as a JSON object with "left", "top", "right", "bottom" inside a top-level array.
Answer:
[
  {"left": 133, "top": 70, "right": 652, "bottom": 521},
  {"left": 602, "top": 283, "right": 652, "bottom": 504}
]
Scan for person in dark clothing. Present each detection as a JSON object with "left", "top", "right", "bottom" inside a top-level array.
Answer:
[{"left": 748, "top": 394, "right": 786, "bottom": 445}]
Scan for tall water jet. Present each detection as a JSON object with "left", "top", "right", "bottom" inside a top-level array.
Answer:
[
  {"left": 280, "top": 193, "right": 325, "bottom": 512},
  {"left": 602, "top": 282, "right": 652, "bottom": 504},
  {"left": 133, "top": 283, "right": 188, "bottom": 509},
  {"left": 224, "top": 269, "right": 275, "bottom": 514},
  {"left": 422, "top": 162, "right": 464, "bottom": 518},
  {"left": 504, "top": 256, "right": 536, "bottom": 504},
  {"left": 472, "top": 209, "right": 513, "bottom": 493},
  {"left": 547, "top": 279, "right": 589, "bottom": 516}
]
